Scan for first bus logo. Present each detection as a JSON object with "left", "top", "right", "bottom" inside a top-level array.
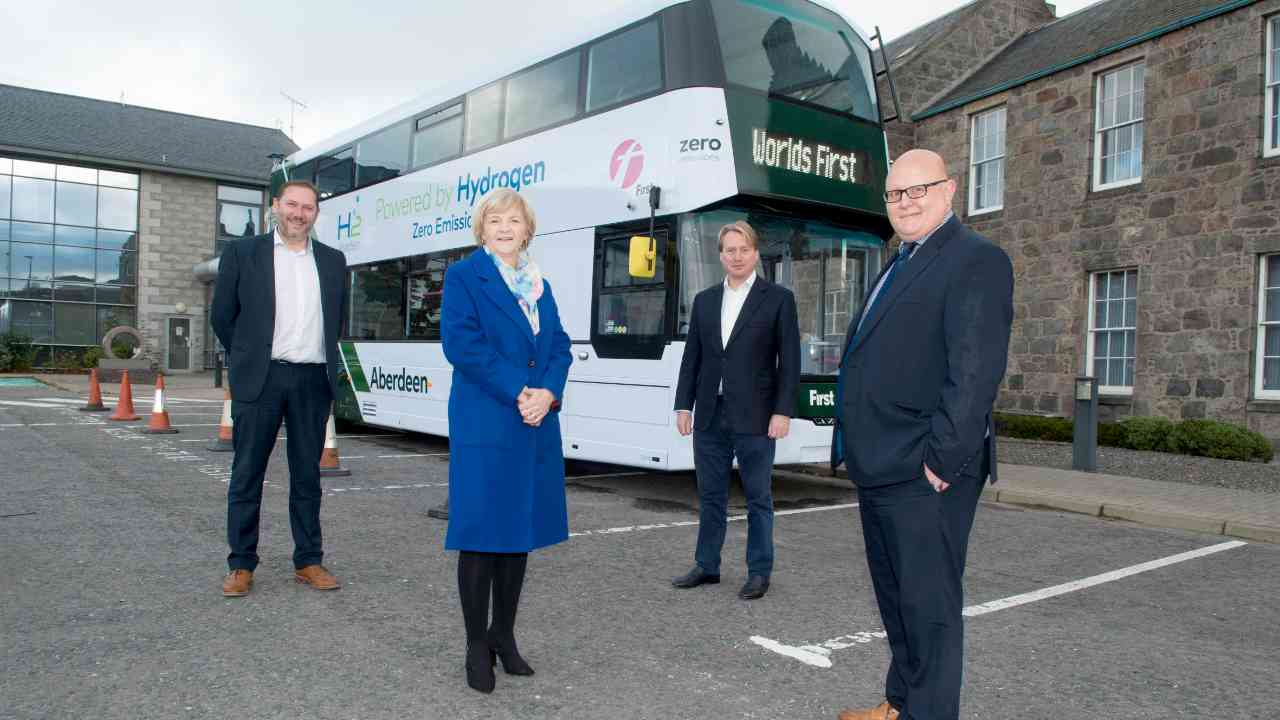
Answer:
[{"left": 609, "top": 139, "right": 644, "bottom": 189}]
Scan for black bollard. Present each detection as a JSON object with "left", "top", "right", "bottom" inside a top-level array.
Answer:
[{"left": 1072, "top": 376, "right": 1098, "bottom": 472}]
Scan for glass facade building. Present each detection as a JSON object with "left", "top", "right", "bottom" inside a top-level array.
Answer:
[{"left": 0, "top": 157, "right": 139, "bottom": 367}]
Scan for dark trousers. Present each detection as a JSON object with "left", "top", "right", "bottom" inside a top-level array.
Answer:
[
  {"left": 227, "top": 361, "right": 331, "bottom": 571},
  {"left": 858, "top": 471, "right": 984, "bottom": 720},
  {"left": 692, "top": 398, "right": 775, "bottom": 577}
]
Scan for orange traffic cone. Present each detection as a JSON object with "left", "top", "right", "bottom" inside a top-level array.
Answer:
[
  {"left": 108, "top": 371, "right": 140, "bottom": 421},
  {"left": 208, "top": 387, "right": 233, "bottom": 451},
  {"left": 79, "top": 368, "right": 107, "bottom": 412},
  {"left": 318, "top": 412, "right": 350, "bottom": 477},
  {"left": 142, "top": 374, "right": 178, "bottom": 434}
]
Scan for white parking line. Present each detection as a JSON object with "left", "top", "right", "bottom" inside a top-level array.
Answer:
[
  {"left": 570, "top": 502, "right": 858, "bottom": 538},
  {"left": 0, "top": 400, "right": 64, "bottom": 408},
  {"left": 326, "top": 481, "right": 447, "bottom": 496},
  {"left": 567, "top": 471, "right": 648, "bottom": 481},
  {"left": 376, "top": 452, "right": 449, "bottom": 458},
  {"left": 749, "top": 539, "right": 1249, "bottom": 668}
]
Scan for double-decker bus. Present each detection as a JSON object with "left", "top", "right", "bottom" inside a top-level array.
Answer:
[{"left": 273, "top": 0, "right": 896, "bottom": 471}]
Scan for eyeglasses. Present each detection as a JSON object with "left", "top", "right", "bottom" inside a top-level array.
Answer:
[{"left": 883, "top": 178, "right": 948, "bottom": 204}]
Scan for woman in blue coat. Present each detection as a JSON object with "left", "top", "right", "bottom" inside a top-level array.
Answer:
[{"left": 441, "top": 187, "right": 572, "bottom": 694}]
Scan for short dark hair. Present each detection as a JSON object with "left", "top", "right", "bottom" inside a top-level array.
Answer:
[{"left": 275, "top": 180, "right": 319, "bottom": 204}]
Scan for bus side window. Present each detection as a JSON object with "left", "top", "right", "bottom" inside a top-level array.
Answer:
[
  {"left": 587, "top": 20, "right": 662, "bottom": 112},
  {"left": 465, "top": 83, "right": 504, "bottom": 152},
  {"left": 316, "top": 148, "right": 354, "bottom": 199},
  {"left": 505, "top": 51, "right": 581, "bottom": 139},
  {"left": 406, "top": 249, "right": 463, "bottom": 340},
  {"left": 413, "top": 104, "right": 463, "bottom": 169},
  {"left": 356, "top": 121, "right": 411, "bottom": 188},
  {"left": 348, "top": 260, "right": 406, "bottom": 341}
]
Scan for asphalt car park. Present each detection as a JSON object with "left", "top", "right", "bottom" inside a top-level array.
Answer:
[{"left": 2, "top": 383, "right": 1278, "bottom": 719}]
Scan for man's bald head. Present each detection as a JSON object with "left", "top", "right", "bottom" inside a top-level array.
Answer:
[{"left": 884, "top": 148, "right": 956, "bottom": 242}]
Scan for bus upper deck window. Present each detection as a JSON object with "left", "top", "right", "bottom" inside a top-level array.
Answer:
[{"left": 587, "top": 21, "right": 661, "bottom": 112}]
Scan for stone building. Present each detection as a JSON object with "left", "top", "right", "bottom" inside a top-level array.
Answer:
[
  {"left": 878, "top": 0, "right": 1280, "bottom": 443},
  {"left": 0, "top": 84, "right": 295, "bottom": 372}
]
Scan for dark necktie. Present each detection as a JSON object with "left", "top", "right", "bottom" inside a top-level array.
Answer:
[{"left": 850, "top": 241, "right": 918, "bottom": 342}]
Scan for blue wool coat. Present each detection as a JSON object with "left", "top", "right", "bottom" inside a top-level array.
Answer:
[{"left": 441, "top": 248, "right": 572, "bottom": 552}]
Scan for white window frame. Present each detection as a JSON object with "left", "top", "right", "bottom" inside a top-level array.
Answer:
[
  {"left": 1085, "top": 269, "right": 1138, "bottom": 396},
  {"left": 1255, "top": 254, "right": 1280, "bottom": 400},
  {"left": 968, "top": 105, "right": 1006, "bottom": 216},
  {"left": 1265, "top": 15, "right": 1280, "bottom": 158},
  {"left": 1093, "top": 61, "right": 1145, "bottom": 191}
]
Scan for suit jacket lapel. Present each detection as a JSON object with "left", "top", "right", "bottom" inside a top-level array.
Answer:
[
  {"left": 707, "top": 284, "right": 725, "bottom": 351},
  {"left": 725, "top": 279, "right": 768, "bottom": 349},
  {"left": 256, "top": 235, "right": 276, "bottom": 337},
  {"left": 852, "top": 217, "right": 957, "bottom": 352},
  {"left": 313, "top": 243, "right": 334, "bottom": 336},
  {"left": 474, "top": 251, "right": 536, "bottom": 346},
  {"left": 840, "top": 256, "right": 896, "bottom": 359}
]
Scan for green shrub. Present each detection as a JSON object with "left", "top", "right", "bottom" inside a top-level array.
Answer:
[
  {"left": 993, "top": 413, "right": 1073, "bottom": 442},
  {"left": 1166, "top": 419, "right": 1274, "bottom": 463},
  {"left": 82, "top": 346, "right": 105, "bottom": 369},
  {"left": 52, "top": 347, "right": 87, "bottom": 371},
  {"left": 0, "top": 332, "right": 37, "bottom": 372},
  {"left": 1119, "top": 416, "right": 1175, "bottom": 451},
  {"left": 1097, "top": 421, "right": 1127, "bottom": 448}
]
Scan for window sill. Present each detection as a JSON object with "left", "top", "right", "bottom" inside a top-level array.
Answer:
[
  {"left": 1247, "top": 400, "right": 1280, "bottom": 413},
  {"left": 1098, "top": 394, "right": 1133, "bottom": 406},
  {"left": 966, "top": 207, "right": 1004, "bottom": 221},
  {"left": 1088, "top": 181, "right": 1142, "bottom": 199}
]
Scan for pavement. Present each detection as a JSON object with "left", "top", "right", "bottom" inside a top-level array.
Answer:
[
  {"left": 23, "top": 370, "right": 1280, "bottom": 545},
  {"left": 5, "top": 369, "right": 1280, "bottom": 718}
]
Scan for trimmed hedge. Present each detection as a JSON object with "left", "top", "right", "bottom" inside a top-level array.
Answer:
[
  {"left": 994, "top": 413, "right": 1073, "bottom": 442},
  {"left": 1118, "top": 416, "right": 1174, "bottom": 452},
  {"left": 1166, "top": 419, "right": 1274, "bottom": 463},
  {"left": 993, "top": 412, "right": 1274, "bottom": 463}
]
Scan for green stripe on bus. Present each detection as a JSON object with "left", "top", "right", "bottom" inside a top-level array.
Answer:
[{"left": 341, "top": 342, "right": 370, "bottom": 393}]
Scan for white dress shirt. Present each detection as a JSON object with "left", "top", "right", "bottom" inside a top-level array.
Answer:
[
  {"left": 718, "top": 271, "right": 756, "bottom": 394},
  {"left": 271, "top": 229, "right": 326, "bottom": 364},
  {"left": 721, "top": 271, "right": 756, "bottom": 349}
]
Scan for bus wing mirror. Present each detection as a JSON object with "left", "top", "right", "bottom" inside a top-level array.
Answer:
[{"left": 629, "top": 236, "right": 657, "bottom": 279}]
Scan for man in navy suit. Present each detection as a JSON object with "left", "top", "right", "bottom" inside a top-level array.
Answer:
[
  {"left": 672, "top": 220, "right": 800, "bottom": 601},
  {"left": 211, "top": 180, "right": 349, "bottom": 597},
  {"left": 834, "top": 150, "right": 1013, "bottom": 720}
]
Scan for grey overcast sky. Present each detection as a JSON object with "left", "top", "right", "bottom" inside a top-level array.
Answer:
[{"left": 1, "top": 0, "right": 1102, "bottom": 149}]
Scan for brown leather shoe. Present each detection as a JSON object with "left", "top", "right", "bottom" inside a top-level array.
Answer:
[
  {"left": 837, "top": 701, "right": 900, "bottom": 720},
  {"left": 222, "top": 569, "right": 253, "bottom": 597},
  {"left": 294, "top": 564, "right": 341, "bottom": 590}
]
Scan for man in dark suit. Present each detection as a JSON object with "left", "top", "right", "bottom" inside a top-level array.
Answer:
[
  {"left": 211, "top": 180, "right": 349, "bottom": 597},
  {"left": 833, "top": 150, "right": 1013, "bottom": 720},
  {"left": 672, "top": 220, "right": 800, "bottom": 601}
]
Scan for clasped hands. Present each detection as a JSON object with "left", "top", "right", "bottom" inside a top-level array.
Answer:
[{"left": 518, "top": 386, "right": 555, "bottom": 426}]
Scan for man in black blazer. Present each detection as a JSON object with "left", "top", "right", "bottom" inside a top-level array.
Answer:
[
  {"left": 834, "top": 150, "right": 1013, "bottom": 720},
  {"left": 211, "top": 180, "right": 349, "bottom": 597},
  {"left": 672, "top": 220, "right": 800, "bottom": 600}
]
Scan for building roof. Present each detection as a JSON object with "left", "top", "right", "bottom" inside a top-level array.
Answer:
[
  {"left": 0, "top": 84, "right": 298, "bottom": 185},
  {"left": 872, "top": 0, "right": 979, "bottom": 73},
  {"left": 913, "top": 0, "right": 1256, "bottom": 120}
]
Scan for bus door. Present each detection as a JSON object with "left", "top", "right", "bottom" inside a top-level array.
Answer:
[{"left": 559, "top": 226, "right": 678, "bottom": 468}]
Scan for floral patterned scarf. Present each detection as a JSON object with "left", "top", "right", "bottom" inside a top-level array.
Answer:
[{"left": 486, "top": 247, "right": 543, "bottom": 335}]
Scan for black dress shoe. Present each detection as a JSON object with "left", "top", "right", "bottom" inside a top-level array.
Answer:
[
  {"left": 738, "top": 575, "right": 770, "bottom": 600},
  {"left": 465, "top": 643, "right": 496, "bottom": 693},
  {"left": 671, "top": 566, "right": 720, "bottom": 588}
]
